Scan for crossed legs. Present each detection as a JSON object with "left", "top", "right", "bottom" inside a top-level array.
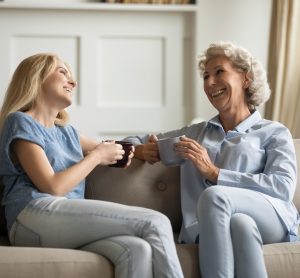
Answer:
[
  {"left": 9, "top": 197, "right": 183, "bottom": 278},
  {"left": 197, "top": 186, "right": 287, "bottom": 278}
]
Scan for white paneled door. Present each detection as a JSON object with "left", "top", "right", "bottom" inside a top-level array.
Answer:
[{"left": 0, "top": 6, "right": 195, "bottom": 140}]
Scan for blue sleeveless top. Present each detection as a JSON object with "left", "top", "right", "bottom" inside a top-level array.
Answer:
[{"left": 0, "top": 112, "right": 85, "bottom": 231}]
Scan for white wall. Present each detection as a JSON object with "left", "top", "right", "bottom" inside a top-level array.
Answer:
[
  {"left": 0, "top": 0, "right": 273, "bottom": 134},
  {"left": 0, "top": 1, "right": 194, "bottom": 139},
  {"left": 194, "top": 0, "right": 272, "bottom": 121}
]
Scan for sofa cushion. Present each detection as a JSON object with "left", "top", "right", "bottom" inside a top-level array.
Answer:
[
  {"left": 0, "top": 246, "right": 113, "bottom": 278},
  {"left": 176, "top": 241, "right": 300, "bottom": 278},
  {"left": 263, "top": 242, "right": 300, "bottom": 278},
  {"left": 176, "top": 243, "right": 201, "bottom": 278}
]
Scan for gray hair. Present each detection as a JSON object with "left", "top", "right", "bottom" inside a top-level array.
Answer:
[{"left": 198, "top": 41, "right": 271, "bottom": 110}]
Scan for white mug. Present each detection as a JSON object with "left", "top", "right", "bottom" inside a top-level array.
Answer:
[{"left": 157, "top": 136, "right": 185, "bottom": 167}]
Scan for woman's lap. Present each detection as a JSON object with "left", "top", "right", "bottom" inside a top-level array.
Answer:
[
  {"left": 198, "top": 185, "right": 287, "bottom": 244},
  {"left": 9, "top": 197, "right": 168, "bottom": 248}
]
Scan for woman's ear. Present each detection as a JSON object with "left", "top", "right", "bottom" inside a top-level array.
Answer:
[{"left": 242, "top": 72, "right": 251, "bottom": 89}]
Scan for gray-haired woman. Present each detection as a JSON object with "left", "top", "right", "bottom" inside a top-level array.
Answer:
[{"left": 126, "top": 41, "right": 299, "bottom": 278}]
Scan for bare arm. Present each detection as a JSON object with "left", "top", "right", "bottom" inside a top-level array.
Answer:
[
  {"left": 79, "top": 133, "right": 99, "bottom": 155},
  {"left": 12, "top": 139, "right": 124, "bottom": 196}
]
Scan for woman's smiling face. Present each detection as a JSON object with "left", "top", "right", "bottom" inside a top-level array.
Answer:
[
  {"left": 41, "top": 59, "right": 77, "bottom": 110},
  {"left": 203, "top": 55, "right": 249, "bottom": 115}
]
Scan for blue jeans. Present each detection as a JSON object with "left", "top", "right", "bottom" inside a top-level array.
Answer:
[
  {"left": 197, "top": 186, "right": 287, "bottom": 278},
  {"left": 9, "top": 197, "right": 184, "bottom": 278}
]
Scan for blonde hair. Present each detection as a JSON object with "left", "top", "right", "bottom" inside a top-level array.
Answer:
[
  {"left": 0, "top": 53, "right": 70, "bottom": 131},
  {"left": 198, "top": 41, "right": 271, "bottom": 110}
]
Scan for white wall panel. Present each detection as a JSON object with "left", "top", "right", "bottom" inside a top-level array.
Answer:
[
  {"left": 10, "top": 35, "right": 80, "bottom": 105},
  {"left": 0, "top": 6, "right": 191, "bottom": 140},
  {"left": 97, "top": 36, "right": 164, "bottom": 108},
  {"left": 0, "top": 1, "right": 272, "bottom": 137}
]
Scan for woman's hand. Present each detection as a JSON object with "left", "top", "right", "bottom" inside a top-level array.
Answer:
[
  {"left": 175, "top": 136, "right": 219, "bottom": 183},
  {"left": 124, "top": 145, "right": 135, "bottom": 168},
  {"left": 92, "top": 141, "right": 125, "bottom": 166},
  {"left": 135, "top": 134, "right": 160, "bottom": 164}
]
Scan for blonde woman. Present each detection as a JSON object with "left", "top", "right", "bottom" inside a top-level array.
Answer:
[
  {"left": 0, "top": 53, "right": 184, "bottom": 278},
  {"left": 126, "top": 41, "right": 299, "bottom": 278}
]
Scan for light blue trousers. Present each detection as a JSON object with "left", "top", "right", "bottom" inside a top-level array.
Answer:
[
  {"left": 197, "top": 186, "right": 287, "bottom": 278},
  {"left": 9, "top": 197, "right": 184, "bottom": 278}
]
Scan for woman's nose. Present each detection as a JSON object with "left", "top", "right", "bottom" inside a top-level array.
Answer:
[
  {"left": 209, "top": 76, "right": 217, "bottom": 86},
  {"left": 69, "top": 78, "right": 77, "bottom": 88},
  {"left": 205, "top": 76, "right": 216, "bottom": 88}
]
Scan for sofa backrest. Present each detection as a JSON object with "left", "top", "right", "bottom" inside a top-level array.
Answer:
[
  {"left": 1, "top": 139, "right": 300, "bottom": 236},
  {"left": 85, "top": 139, "right": 300, "bottom": 231},
  {"left": 85, "top": 158, "right": 183, "bottom": 232}
]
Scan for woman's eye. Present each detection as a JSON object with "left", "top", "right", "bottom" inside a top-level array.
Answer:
[
  {"left": 59, "top": 68, "right": 67, "bottom": 76},
  {"left": 216, "top": 69, "right": 224, "bottom": 75},
  {"left": 203, "top": 75, "right": 209, "bottom": 80}
]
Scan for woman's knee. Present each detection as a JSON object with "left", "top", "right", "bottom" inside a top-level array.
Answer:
[
  {"left": 230, "top": 213, "right": 262, "bottom": 245},
  {"left": 115, "top": 236, "right": 152, "bottom": 261},
  {"left": 80, "top": 236, "right": 153, "bottom": 278},
  {"left": 197, "top": 186, "right": 231, "bottom": 217},
  {"left": 81, "top": 235, "right": 152, "bottom": 263},
  {"left": 114, "top": 236, "right": 153, "bottom": 278},
  {"left": 145, "top": 210, "right": 173, "bottom": 232}
]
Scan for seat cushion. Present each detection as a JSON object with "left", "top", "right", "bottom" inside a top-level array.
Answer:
[
  {"left": 263, "top": 242, "right": 300, "bottom": 278},
  {"left": 175, "top": 241, "right": 300, "bottom": 278},
  {"left": 0, "top": 246, "right": 113, "bottom": 278},
  {"left": 176, "top": 243, "right": 201, "bottom": 278}
]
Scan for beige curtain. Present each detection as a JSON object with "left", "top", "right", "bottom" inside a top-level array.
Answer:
[{"left": 265, "top": 0, "right": 300, "bottom": 138}]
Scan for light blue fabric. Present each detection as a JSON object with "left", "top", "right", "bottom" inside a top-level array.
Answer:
[
  {"left": 197, "top": 186, "right": 286, "bottom": 278},
  {"left": 125, "top": 110, "right": 299, "bottom": 243},
  {"left": 9, "top": 196, "right": 184, "bottom": 278},
  {"left": 0, "top": 111, "right": 85, "bottom": 231}
]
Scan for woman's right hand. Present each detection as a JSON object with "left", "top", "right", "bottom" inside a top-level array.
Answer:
[
  {"left": 135, "top": 134, "right": 160, "bottom": 164},
  {"left": 92, "top": 141, "right": 125, "bottom": 166}
]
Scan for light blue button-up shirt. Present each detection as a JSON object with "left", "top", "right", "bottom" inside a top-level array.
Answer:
[{"left": 125, "top": 111, "right": 299, "bottom": 243}]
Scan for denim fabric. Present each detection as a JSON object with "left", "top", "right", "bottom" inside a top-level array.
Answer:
[
  {"left": 197, "top": 186, "right": 287, "bottom": 278},
  {"left": 81, "top": 236, "right": 153, "bottom": 278},
  {"left": 9, "top": 197, "right": 184, "bottom": 278}
]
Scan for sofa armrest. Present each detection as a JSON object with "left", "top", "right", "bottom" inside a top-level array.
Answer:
[{"left": 85, "top": 158, "right": 182, "bottom": 232}]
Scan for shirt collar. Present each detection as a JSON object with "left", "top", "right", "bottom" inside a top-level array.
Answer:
[{"left": 207, "top": 110, "right": 262, "bottom": 133}]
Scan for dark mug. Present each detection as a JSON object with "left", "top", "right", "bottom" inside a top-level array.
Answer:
[{"left": 109, "top": 141, "right": 133, "bottom": 168}]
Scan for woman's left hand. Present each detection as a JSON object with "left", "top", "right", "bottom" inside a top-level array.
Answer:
[
  {"left": 124, "top": 145, "right": 135, "bottom": 168},
  {"left": 175, "top": 136, "right": 219, "bottom": 183}
]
